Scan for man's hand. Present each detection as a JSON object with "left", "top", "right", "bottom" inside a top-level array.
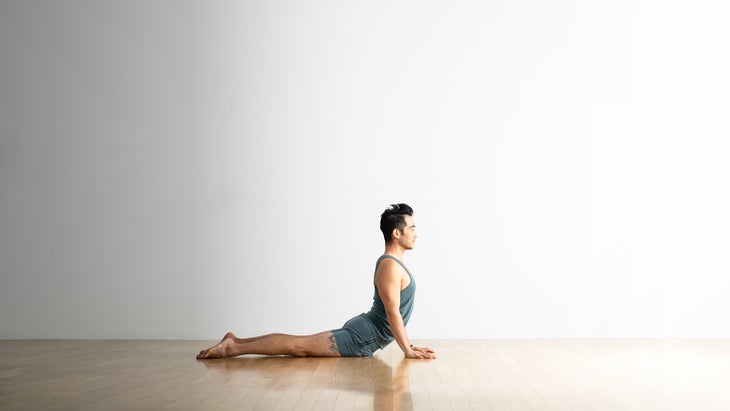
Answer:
[{"left": 405, "top": 345, "right": 437, "bottom": 359}]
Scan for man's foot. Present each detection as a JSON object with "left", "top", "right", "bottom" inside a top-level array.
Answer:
[
  {"left": 221, "top": 332, "right": 238, "bottom": 343},
  {"left": 196, "top": 332, "right": 237, "bottom": 359}
]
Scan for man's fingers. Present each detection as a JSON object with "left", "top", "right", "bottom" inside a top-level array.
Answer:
[{"left": 406, "top": 347, "right": 437, "bottom": 359}]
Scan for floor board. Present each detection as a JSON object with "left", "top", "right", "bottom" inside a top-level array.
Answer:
[{"left": 1, "top": 339, "right": 729, "bottom": 410}]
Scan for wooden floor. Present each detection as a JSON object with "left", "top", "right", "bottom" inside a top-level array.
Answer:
[{"left": 1, "top": 339, "right": 729, "bottom": 410}]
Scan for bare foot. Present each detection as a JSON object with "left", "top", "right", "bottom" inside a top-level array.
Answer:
[{"left": 196, "top": 332, "right": 237, "bottom": 359}]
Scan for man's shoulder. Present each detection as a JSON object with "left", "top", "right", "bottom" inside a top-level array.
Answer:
[{"left": 376, "top": 257, "right": 406, "bottom": 275}]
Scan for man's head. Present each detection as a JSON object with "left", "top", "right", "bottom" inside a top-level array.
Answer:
[{"left": 380, "top": 203, "right": 416, "bottom": 247}]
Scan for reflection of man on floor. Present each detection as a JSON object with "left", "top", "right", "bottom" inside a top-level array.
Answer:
[
  {"left": 197, "top": 203, "right": 436, "bottom": 360},
  {"left": 199, "top": 350, "right": 415, "bottom": 410}
]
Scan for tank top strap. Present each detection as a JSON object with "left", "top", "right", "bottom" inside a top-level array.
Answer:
[{"left": 375, "top": 255, "right": 414, "bottom": 282}]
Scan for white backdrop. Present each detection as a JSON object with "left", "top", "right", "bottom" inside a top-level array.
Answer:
[{"left": 1, "top": 0, "right": 729, "bottom": 339}]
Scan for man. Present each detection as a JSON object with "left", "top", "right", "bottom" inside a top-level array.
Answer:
[{"left": 196, "top": 203, "right": 436, "bottom": 360}]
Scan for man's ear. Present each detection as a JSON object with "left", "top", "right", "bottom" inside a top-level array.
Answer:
[{"left": 391, "top": 228, "right": 401, "bottom": 241}]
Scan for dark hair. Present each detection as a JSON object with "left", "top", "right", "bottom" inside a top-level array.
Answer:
[{"left": 380, "top": 203, "right": 414, "bottom": 243}]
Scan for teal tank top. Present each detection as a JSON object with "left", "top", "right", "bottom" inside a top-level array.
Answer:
[{"left": 364, "top": 255, "right": 416, "bottom": 349}]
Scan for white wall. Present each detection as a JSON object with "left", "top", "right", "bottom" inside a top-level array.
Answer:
[{"left": 1, "top": 0, "right": 729, "bottom": 339}]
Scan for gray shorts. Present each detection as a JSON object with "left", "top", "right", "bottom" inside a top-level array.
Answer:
[{"left": 331, "top": 314, "right": 381, "bottom": 357}]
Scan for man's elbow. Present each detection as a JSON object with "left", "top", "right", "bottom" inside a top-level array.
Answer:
[{"left": 385, "top": 309, "right": 403, "bottom": 322}]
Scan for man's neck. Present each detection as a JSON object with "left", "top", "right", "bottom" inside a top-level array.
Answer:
[{"left": 383, "top": 244, "right": 406, "bottom": 261}]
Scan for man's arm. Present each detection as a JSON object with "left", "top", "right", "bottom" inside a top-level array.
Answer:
[{"left": 375, "top": 260, "right": 436, "bottom": 359}]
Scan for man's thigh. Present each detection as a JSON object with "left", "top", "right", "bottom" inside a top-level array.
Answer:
[{"left": 296, "top": 331, "right": 341, "bottom": 357}]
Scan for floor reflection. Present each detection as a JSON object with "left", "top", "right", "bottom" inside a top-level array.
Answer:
[{"left": 199, "top": 354, "right": 414, "bottom": 410}]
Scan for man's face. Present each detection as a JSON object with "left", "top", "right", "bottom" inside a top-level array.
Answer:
[{"left": 397, "top": 215, "right": 417, "bottom": 250}]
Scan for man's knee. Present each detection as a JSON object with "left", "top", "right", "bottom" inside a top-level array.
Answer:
[
  {"left": 288, "top": 339, "right": 310, "bottom": 357},
  {"left": 290, "top": 349, "right": 308, "bottom": 357},
  {"left": 289, "top": 334, "right": 333, "bottom": 357}
]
